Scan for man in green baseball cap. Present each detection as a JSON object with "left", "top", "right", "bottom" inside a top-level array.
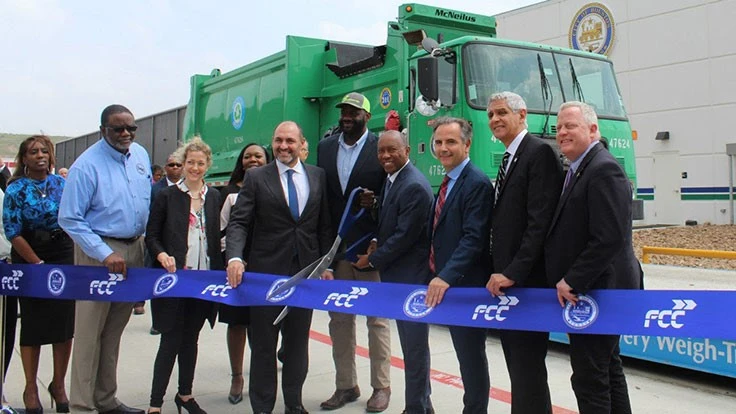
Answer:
[
  {"left": 318, "top": 92, "right": 392, "bottom": 412},
  {"left": 336, "top": 92, "right": 371, "bottom": 113}
]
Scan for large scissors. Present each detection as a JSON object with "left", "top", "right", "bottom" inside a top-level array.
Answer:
[{"left": 268, "top": 187, "right": 372, "bottom": 325}]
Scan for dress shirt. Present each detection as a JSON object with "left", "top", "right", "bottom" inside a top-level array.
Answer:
[
  {"left": 445, "top": 157, "right": 471, "bottom": 198},
  {"left": 502, "top": 129, "right": 527, "bottom": 169},
  {"left": 59, "top": 139, "right": 152, "bottom": 262},
  {"left": 276, "top": 160, "right": 309, "bottom": 216},
  {"left": 386, "top": 159, "right": 411, "bottom": 187},
  {"left": 336, "top": 130, "right": 369, "bottom": 193},
  {"left": 569, "top": 140, "right": 601, "bottom": 173}
]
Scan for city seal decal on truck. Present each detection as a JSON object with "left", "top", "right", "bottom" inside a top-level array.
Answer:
[
  {"left": 380, "top": 88, "right": 392, "bottom": 109},
  {"left": 231, "top": 96, "right": 245, "bottom": 130},
  {"left": 569, "top": 2, "right": 615, "bottom": 56}
]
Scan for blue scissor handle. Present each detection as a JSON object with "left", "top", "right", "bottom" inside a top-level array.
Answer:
[{"left": 337, "top": 187, "right": 367, "bottom": 238}]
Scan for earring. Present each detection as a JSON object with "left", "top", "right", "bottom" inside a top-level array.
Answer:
[{"left": 24, "top": 165, "right": 28, "bottom": 176}]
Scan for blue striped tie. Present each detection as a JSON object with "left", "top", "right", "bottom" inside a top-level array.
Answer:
[{"left": 286, "top": 169, "right": 299, "bottom": 221}]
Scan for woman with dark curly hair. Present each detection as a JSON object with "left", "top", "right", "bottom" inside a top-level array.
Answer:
[
  {"left": 217, "top": 142, "right": 271, "bottom": 404},
  {"left": 3, "top": 135, "right": 74, "bottom": 413}
]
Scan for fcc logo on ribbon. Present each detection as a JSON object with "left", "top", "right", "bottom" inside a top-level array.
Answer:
[
  {"left": 47, "top": 268, "right": 66, "bottom": 296},
  {"left": 266, "top": 279, "right": 295, "bottom": 303},
  {"left": 403, "top": 289, "right": 433, "bottom": 319},
  {"left": 563, "top": 295, "right": 599, "bottom": 329},
  {"left": 153, "top": 273, "right": 178, "bottom": 296}
]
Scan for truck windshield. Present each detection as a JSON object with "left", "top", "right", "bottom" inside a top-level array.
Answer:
[{"left": 463, "top": 43, "right": 627, "bottom": 119}]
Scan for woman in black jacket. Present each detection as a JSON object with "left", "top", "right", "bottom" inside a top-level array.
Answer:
[{"left": 145, "top": 137, "right": 223, "bottom": 414}]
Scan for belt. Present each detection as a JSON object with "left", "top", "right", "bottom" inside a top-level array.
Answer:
[
  {"left": 104, "top": 235, "right": 141, "bottom": 244},
  {"left": 22, "top": 229, "right": 70, "bottom": 243}
]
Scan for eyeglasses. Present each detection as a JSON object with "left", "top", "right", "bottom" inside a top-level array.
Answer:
[
  {"left": 166, "top": 163, "right": 182, "bottom": 168},
  {"left": 106, "top": 125, "right": 138, "bottom": 133}
]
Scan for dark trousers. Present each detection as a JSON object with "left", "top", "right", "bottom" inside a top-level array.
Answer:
[
  {"left": 396, "top": 319, "right": 431, "bottom": 414},
  {"left": 149, "top": 302, "right": 207, "bottom": 408},
  {"left": 248, "top": 305, "right": 312, "bottom": 413},
  {"left": 499, "top": 330, "right": 551, "bottom": 414},
  {"left": 449, "top": 325, "right": 489, "bottom": 414},
  {"left": 569, "top": 334, "right": 632, "bottom": 414}
]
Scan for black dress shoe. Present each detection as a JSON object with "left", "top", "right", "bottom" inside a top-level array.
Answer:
[
  {"left": 285, "top": 405, "right": 308, "bottom": 414},
  {"left": 100, "top": 402, "right": 145, "bottom": 414}
]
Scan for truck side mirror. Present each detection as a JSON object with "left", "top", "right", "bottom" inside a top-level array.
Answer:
[{"left": 418, "top": 57, "right": 439, "bottom": 102}]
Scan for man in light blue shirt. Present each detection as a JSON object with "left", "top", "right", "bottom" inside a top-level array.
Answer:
[{"left": 59, "top": 104, "right": 149, "bottom": 414}]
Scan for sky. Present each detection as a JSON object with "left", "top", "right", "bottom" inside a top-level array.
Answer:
[{"left": 1, "top": 0, "right": 542, "bottom": 137}]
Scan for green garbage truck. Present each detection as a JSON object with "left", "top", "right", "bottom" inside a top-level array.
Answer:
[{"left": 183, "top": 2, "right": 639, "bottom": 214}]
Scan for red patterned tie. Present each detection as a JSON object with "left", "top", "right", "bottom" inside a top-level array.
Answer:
[{"left": 429, "top": 175, "right": 450, "bottom": 274}]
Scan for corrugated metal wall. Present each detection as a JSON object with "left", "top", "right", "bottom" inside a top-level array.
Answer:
[{"left": 56, "top": 105, "right": 187, "bottom": 168}]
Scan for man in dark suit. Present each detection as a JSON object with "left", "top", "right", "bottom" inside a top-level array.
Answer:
[
  {"left": 486, "top": 92, "right": 562, "bottom": 414},
  {"left": 226, "top": 121, "right": 333, "bottom": 414},
  {"left": 353, "top": 130, "right": 434, "bottom": 414},
  {"left": 425, "top": 117, "right": 494, "bottom": 414},
  {"left": 317, "top": 92, "right": 391, "bottom": 412},
  {"left": 151, "top": 154, "right": 182, "bottom": 201},
  {"left": 546, "top": 101, "right": 640, "bottom": 414}
]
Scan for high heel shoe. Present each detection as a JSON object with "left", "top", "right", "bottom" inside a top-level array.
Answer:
[
  {"left": 47, "top": 382, "right": 70, "bottom": 413},
  {"left": 174, "top": 394, "right": 207, "bottom": 414},
  {"left": 228, "top": 372, "right": 243, "bottom": 404},
  {"left": 23, "top": 390, "right": 44, "bottom": 414}
]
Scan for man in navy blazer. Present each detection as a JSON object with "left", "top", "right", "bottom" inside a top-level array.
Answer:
[
  {"left": 354, "top": 130, "right": 434, "bottom": 414},
  {"left": 150, "top": 154, "right": 182, "bottom": 202},
  {"left": 486, "top": 92, "right": 563, "bottom": 414},
  {"left": 317, "top": 92, "right": 391, "bottom": 412},
  {"left": 545, "top": 102, "right": 640, "bottom": 414},
  {"left": 425, "top": 117, "right": 494, "bottom": 414}
]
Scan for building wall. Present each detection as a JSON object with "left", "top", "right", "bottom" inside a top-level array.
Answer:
[{"left": 496, "top": 0, "right": 736, "bottom": 224}]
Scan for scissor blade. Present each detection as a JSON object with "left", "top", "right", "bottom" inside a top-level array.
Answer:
[
  {"left": 305, "top": 235, "right": 342, "bottom": 280},
  {"left": 266, "top": 258, "right": 321, "bottom": 299},
  {"left": 273, "top": 306, "right": 290, "bottom": 325}
]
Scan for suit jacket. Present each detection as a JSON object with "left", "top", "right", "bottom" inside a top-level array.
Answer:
[
  {"left": 545, "top": 143, "right": 641, "bottom": 292},
  {"left": 150, "top": 178, "right": 169, "bottom": 202},
  {"left": 370, "top": 162, "right": 433, "bottom": 285},
  {"left": 317, "top": 131, "right": 386, "bottom": 246},
  {"left": 492, "top": 134, "right": 563, "bottom": 287},
  {"left": 430, "top": 161, "right": 493, "bottom": 287},
  {"left": 226, "top": 162, "right": 332, "bottom": 275},
  {"left": 145, "top": 185, "right": 224, "bottom": 331}
]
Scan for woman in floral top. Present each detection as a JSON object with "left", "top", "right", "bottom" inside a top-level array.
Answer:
[
  {"left": 144, "top": 137, "right": 222, "bottom": 414},
  {"left": 2, "top": 135, "right": 74, "bottom": 413}
]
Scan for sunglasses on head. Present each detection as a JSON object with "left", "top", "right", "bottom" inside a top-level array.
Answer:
[
  {"left": 167, "top": 163, "right": 182, "bottom": 168},
  {"left": 106, "top": 125, "right": 138, "bottom": 133}
]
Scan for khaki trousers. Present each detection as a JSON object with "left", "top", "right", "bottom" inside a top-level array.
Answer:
[
  {"left": 328, "top": 260, "right": 391, "bottom": 390},
  {"left": 69, "top": 237, "right": 144, "bottom": 412}
]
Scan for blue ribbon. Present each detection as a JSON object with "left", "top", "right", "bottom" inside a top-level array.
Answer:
[{"left": 1, "top": 262, "right": 733, "bottom": 340}]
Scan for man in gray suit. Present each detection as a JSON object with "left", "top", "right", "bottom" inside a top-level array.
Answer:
[{"left": 226, "top": 121, "right": 333, "bottom": 414}]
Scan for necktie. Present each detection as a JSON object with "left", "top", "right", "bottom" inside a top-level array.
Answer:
[
  {"left": 562, "top": 167, "right": 574, "bottom": 196},
  {"left": 495, "top": 152, "right": 511, "bottom": 201},
  {"left": 429, "top": 175, "right": 450, "bottom": 274},
  {"left": 383, "top": 179, "right": 392, "bottom": 205},
  {"left": 286, "top": 169, "right": 299, "bottom": 220}
]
